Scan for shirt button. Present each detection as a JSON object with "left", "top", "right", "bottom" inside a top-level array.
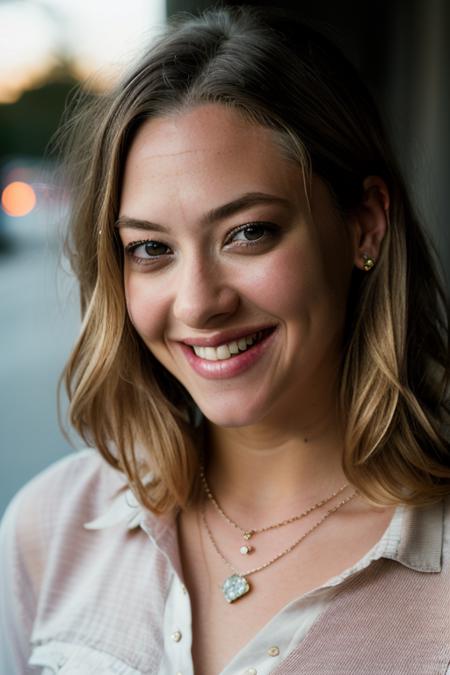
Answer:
[
  {"left": 268, "top": 646, "right": 280, "bottom": 657},
  {"left": 245, "top": 669, "right": 257, "bottom": 674},
  {"left": 171, "top": 630, "right": 182, "bottom": 642}
]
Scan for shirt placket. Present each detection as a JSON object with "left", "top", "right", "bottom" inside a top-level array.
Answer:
[{"left": 158, "top": 572, "right": 194, "bottom": 675}]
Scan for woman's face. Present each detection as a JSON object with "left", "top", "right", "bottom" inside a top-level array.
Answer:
[{"left": 118, "top": 104, "right": 356, "bottom": 427}]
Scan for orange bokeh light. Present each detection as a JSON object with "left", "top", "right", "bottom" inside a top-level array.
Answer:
[{"left": 1, "top": 181, "right": 37, "bottom": 217}]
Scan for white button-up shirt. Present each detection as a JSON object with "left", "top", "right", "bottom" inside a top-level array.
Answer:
[{"left": 0, "top": 449, "right": 447, "bottom": 674}]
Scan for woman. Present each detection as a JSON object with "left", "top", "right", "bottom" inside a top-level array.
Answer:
[{"left": 1, "top": 6, "right": 449, "bottom": 674}]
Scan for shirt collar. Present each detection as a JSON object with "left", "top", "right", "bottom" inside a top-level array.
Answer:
[
  {"left": 384, "top": 498, "right": 444, "bottom": 573},
  {"left": 84, "top": 478, "right": 178, "bottom": 538},
  {"left": 85, "top": 482, "right": 446, "bottom": 574},
  {"left": 84, "top": 484, "right": 148, "bottom": 531},
  {"left": 84, "top": 479, "right": 183, "bottom": 579}
]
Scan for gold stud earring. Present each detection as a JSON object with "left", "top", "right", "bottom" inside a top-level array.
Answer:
[{"left": 362, "top": 253, "right": 375, "bottom": 271}]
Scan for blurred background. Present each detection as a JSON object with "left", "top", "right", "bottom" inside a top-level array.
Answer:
[{"left": 0, "top": 0, "right": 449, "bottom": 516}]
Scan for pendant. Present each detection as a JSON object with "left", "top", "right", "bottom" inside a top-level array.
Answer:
[
  {"left": 222, "top": 574, "right": 250, "bottom": 603},
  {"left": 243, "top": 530, "right": 254, "bottom": 540}
]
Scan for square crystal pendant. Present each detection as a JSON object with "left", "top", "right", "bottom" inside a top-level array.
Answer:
[{"left": 222, "top": 574, "right": 250, "bottom": 603}]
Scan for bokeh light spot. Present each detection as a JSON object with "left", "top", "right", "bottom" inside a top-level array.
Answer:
[{"left": 1, "top": 181, "right": 37, "bottom": 217}]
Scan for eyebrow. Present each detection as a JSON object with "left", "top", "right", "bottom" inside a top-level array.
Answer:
[{"left": 115, "top": 192, "right": 290, "bottom": 232}]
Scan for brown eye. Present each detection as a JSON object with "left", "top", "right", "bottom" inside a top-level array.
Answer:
[
  {"left": 228, "top": 222, "right": 278, "bottom": 245},
  {"left": 241, "top": 224, "right": 266, "bottom": 241},
  {"left": 144, "top": 241, "right": 170, "bottom": 256},
  {"left": 124, "top": 238, "right": 172, "bottom": 265}
]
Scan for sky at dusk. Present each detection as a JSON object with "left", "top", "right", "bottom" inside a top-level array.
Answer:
[{"left": 0, "top": 0, "right": 166, "bottom": 102}]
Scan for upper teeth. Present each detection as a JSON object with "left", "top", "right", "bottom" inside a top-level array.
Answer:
[{"left": 192, "top": 331, "right": 263, "bottom": 361}]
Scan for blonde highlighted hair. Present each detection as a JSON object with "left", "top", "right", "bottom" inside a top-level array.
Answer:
[{"left": 59, "top": 6, "right": 449, "bottom": 512}]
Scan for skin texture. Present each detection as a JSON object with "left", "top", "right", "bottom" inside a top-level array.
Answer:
[{"left": 121, "top": 105, "right": 355, "bottom": 427}]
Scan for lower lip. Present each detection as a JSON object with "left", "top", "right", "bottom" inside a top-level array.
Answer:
[{"left": 178, "top": 329, "right": 278, "bottom": 380}]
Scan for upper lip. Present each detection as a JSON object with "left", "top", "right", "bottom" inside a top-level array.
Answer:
[{"left": 178, "top": 324, "right": 276, "bottom": 348}]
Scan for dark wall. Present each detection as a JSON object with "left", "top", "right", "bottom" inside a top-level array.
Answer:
[{"left": 166, "top": 0, "right": 450, "bottom": 285}]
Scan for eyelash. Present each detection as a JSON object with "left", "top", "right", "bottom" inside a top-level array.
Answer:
[{"left": 124, "top": 221, "right": 279, "bottom": 266}]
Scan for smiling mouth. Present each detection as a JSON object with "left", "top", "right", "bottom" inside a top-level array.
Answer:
[{"left": 189, "top": 327, "right": 275, "bottom": 361}]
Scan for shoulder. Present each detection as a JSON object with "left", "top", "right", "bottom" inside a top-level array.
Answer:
[
  {"left": 11, "top": 446, "right": 124, "bottom": 504},
  {"left": 1, "top": 448, "right": 126, "bottom": 530},
  {"left": 4, "top": 448, "right": 126, "bottom": 520},
  {"left": 0, "top": 449, "right": 127, "bottom": 593},
  {"left": 0, "top": 450, "right": 128, "bottom": 673},
  {"left": 0, "top": 451, "right": 174, "bottom": 673}
]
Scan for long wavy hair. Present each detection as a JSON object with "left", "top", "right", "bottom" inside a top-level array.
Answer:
[{"left": 59, "top": 5, "right": 450, "bottom": 512}]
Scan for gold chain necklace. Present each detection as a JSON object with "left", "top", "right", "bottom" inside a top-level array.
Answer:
[
  {"left": 200, "top": 465, "right": 349, "bottom": 555},
  {"left": 201, "top": 490, "right": 357, "bottom": 603}
]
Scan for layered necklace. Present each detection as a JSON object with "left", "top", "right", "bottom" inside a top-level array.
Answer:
[{"left": 200, "top": 467, "right": 357, "bottom": 603}]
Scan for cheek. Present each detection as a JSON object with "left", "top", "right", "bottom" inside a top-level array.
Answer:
[
  {"left": 124, "top": 272, "right": 169, "bottom": 342},
  {"left": 247, "top": 244, "right": 320, "bottom": 317},
  {"left": 257, "top": 242, "right": 349, "bottom": 341}
]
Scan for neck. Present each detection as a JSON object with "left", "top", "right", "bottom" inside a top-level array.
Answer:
[{"left": 204, "top": 405, "right": 348, "bottom": 525}]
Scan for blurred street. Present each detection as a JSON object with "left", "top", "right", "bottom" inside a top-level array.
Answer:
[
  {"left": 0, "top": 0, "right": 165, "bottom": 517},
  {"left": 0, "top": 237, "right": 80, "bottom": 516}
]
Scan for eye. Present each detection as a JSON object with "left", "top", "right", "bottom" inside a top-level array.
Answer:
[
  {"left": 225, "top": 222, "right": 278, "bottom": 246},
  {"left": 124, "top": 239, "right": 172, "bottom": 265}
]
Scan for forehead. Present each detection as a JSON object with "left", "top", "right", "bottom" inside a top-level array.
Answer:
[
  {"left": 119, "top": 104, "right": 306, "bottom": 220},
  {"left": 126, "top": 104, "right": 285, "bottom": 166}
]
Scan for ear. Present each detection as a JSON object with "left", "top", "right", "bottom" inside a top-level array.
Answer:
[{"left": 352, "top": 176, "right": 390, "bottom": 271}]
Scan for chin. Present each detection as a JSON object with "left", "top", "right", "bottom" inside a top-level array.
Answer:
[{"left": 194, "top": 395, "right": 272, "bottom": 428}]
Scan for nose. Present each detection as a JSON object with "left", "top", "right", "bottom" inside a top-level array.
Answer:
[{"left": 172, "top": 257, "right": 240, "bottom": 328}]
